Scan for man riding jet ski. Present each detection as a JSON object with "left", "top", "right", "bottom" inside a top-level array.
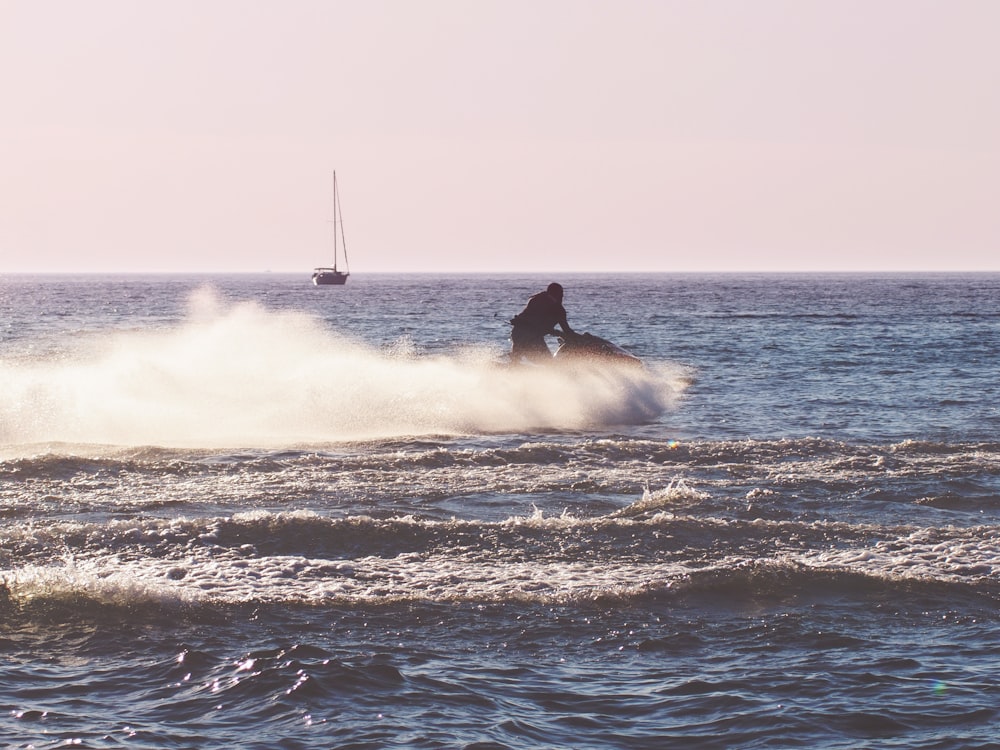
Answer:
[
  {"left": 509, "top": 283, "right": 640, "bottom": 367},
  {"left": 509, "top": 282, "right": 574, "bottom": 364}
]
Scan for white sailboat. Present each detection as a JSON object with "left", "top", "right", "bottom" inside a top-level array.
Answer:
[{"left": 311, "top": 170, "right": 350, "bottom": 285}]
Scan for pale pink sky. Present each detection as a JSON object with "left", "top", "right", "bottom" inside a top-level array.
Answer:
[{"left": 2, "top": 0, "right": 998, "bottom": 273}]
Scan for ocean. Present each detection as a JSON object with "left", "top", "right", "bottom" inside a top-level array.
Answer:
[{"left": 1, "top": 272, "right": 999, "bottom": 749}]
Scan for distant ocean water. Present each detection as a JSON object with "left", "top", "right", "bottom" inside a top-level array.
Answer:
[{"left": 1, "top": 272, "right": 999, "bottom": 749}]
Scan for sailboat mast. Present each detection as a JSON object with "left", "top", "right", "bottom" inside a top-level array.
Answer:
[
  {"left": 332, "top": 170, "right": 338, "bottom": 272},
  {"left": 334, "top": 171, "right": 349, "bottom": 273}
]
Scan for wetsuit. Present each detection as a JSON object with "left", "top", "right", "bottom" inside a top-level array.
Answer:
[{"left": 510, "top": 290, "right": 572, "bottom": 363}]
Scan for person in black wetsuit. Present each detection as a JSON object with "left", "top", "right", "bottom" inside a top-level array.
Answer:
[{"left": 509, "top": 282, "right": 575, "bottom": 363}]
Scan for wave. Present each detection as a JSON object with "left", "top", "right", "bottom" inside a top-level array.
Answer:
[
  {"left": 4, "top": 504, "right": 999, "bottom": 623},
  {"left": 4, "top": 437, "right": 1000, "bottom": 533},
  {"left": 4, "top": 553, "right": 997, "bottom": 628},
  {"left": 6, "top": 435, "right": 1000, "bottom": 476}
]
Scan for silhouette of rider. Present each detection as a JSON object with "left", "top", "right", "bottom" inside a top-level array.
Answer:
[{"left": 509, "top": 282, "right": 575, "bottom": 363}]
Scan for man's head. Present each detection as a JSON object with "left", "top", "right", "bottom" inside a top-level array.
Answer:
[{"left": 547, "top": 282, "right": 564, "bottom": 302}]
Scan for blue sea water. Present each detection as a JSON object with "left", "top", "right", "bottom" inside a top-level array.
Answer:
[{"left": 1, "top": 272, "right": 999, "bottom": 749}]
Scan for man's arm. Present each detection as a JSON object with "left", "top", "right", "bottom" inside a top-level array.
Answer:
[{"left": 557, "top": 306, "right": 573, "bottom": 335}]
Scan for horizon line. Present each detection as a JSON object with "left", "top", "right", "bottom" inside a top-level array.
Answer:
[{"left": 4, "top": 268, "right": 1000, "bottom": 276}]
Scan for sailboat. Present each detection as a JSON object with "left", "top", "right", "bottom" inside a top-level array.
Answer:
[{"left": 311, "top": 170, "right": 350, "bottom": 286}]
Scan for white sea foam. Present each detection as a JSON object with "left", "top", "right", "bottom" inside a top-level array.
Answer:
[
  {"left": 796, "top": 526, "right": 1000, "bottom": 582},
  {"left": 1, "top": 540, "right": 697, "bottom": 608},
  {"left": 0, "top": 289, "right": 683, "bottom": 453},
  {"left": 11, "top": 519, "right": 996, "bottom": 609}
]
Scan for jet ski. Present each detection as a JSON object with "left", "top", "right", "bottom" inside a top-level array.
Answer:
[{"left": 553, "top": 331, "right": 642, "bottom": 367}]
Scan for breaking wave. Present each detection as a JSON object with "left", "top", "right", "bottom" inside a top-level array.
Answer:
[{"left": 4, "top": 499, "right": 999, "bottom": 623}]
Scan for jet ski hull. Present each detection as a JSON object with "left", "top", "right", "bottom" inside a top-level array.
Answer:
[{"left": 553, "top": 332, "right": 642, "bottom": 367}]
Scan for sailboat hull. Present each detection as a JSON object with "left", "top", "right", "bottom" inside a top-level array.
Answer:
[{"left": 312, "top": 269, "right": 349, "bottom": 286}]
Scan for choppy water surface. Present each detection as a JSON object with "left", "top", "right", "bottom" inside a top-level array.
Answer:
[{"left": 2, "top": 273, "right": 1000, "bottom": 748}]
